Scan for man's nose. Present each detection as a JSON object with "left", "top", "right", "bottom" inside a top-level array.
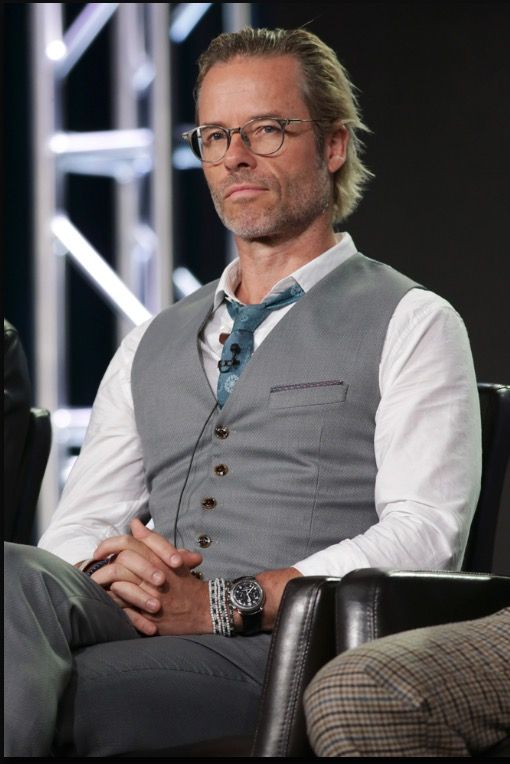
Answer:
[{"left": 223, "top": 131, "right": 256, "bottom": 170}]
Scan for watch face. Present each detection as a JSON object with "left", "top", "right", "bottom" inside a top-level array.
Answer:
[{"left": 231, "top": 578, "right": 264, "bottom": 613}]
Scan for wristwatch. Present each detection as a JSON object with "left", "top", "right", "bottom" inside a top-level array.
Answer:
[{"left": 229, "top": 576, "right": 265, "bottom": 636}]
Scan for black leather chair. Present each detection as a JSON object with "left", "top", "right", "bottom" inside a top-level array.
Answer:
[
  {"left": 247, "top": 383, "right": 510, "bottom": 758},
  {"left": 118, "top": 382, "right": 510, "bottom": 758},
  {"left": 463, "top": 383, "right": 510, "bottom": 572},
  {"left": 10, "top": 406, "right": 52, "bottom": 544},
  {"left": 251, "top": 570, "right": 510, "bottom": 758},
  {"left": 3, "top": 320, "right": 52, "bottom": 544}
]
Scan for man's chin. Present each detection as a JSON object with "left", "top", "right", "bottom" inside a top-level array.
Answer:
[
  {"left": 228, "top": 223, "right": 286, "bottom": 243},
  {"left": 222, "top": 215, "right": 280, "bottom": 241}
]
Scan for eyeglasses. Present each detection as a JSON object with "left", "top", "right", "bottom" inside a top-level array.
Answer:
[{"left": 182, "top": 117, "right": 318, "bottom": 164}]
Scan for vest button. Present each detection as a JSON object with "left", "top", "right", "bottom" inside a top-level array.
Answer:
[
  {"left": 191, "top": 569, "right": 203, "bottom": 580},
  {"left": 201, "top": 497, "right": 217, "bottom": 510},
  {"left": 214, "top": 464, "right": 229, "bottom": 476},
  {"left": 215, "top": 425, "right": 230, "bottom": 439},
  {"left": 197, "top": 534, "right": 212, "bottom": 548}
]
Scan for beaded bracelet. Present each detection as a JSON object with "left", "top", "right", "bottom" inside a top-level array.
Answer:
[
  {"left": 84, "top": 553, "right": 117, "bottom": 576},
  {"left": 208, "top": 577, "right": 234, "bottom": 637}
]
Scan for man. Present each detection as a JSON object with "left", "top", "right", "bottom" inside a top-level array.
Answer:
[{"left": 4, "top": 27, "right": 481, "bottom": 756}]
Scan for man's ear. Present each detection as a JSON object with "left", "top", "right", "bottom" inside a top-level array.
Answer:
[{"left": 326, "top": 122, "right": 349, "bottom": 173}]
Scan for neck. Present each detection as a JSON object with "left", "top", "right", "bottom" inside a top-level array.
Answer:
[{"left": 233, "top": 220, "right": 338, "bottom": 304}]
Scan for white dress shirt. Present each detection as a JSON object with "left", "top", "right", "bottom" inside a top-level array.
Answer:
[{"left": 38, "top": 233, "right": 482, "bottom": 576}]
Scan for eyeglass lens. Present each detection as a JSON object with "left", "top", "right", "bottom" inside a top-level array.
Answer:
[{"left": 195, "top": 118, "right": 285, "bottom": 162}]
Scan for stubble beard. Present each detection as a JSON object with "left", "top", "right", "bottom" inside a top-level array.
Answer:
[{"left": 208, "top": 159, "right": 332, "bottom": 243}]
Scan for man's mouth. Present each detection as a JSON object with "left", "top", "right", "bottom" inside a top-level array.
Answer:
[{"left": 224, "top": 184, "right": 267, "bottom": 200}]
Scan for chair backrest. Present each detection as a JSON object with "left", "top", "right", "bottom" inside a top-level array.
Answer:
[
  {"left": 335, "top": 568, "right": 510, "bottom": 652},
  {"left": 10, "top": 407, "right": 52, "bottom": 544},
  {"left": 4, "top": 320, "right": 52, "bottom": 544},
  {"left": 462, "top": 383, "right": 510, "bottom": 572}
]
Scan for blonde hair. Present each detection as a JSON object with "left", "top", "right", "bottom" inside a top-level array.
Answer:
[{"left": 194, "top": 27, "right": 373, "bottom": 223}]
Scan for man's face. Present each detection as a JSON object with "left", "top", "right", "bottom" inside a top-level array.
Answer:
[{"left": 197, "top": 55, "right": 335, "bottom": 243}]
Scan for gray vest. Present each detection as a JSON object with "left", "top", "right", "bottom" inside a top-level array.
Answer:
[{"left": 131, "top": 253, "right": 420, "bottom": 579}]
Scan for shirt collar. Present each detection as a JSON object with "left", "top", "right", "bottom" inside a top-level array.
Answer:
[{"left": 213, "top": 232, "right": 357, "bottom": 310}]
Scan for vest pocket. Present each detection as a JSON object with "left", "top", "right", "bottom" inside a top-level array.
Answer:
[{"left": 269, "top": 380, "right": 348, "bottom": 409}]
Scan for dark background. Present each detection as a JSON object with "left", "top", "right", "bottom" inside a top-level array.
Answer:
[{"left": 3, "top": 3, "right": 509, "bottom": 571}]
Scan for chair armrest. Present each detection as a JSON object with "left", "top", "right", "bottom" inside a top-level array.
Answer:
[
  {"left": 251, "top": 570, "right": 510, "bottom": 758},
  {"left": 251, "top": 576, "right": 340, "bottom": 758},
  {"left": 336, "top": 568, "right": 510, "bottom": 651}
]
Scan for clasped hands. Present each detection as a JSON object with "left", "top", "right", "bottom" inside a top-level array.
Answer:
[{"left": 89, "top": 518, "right": 211, "bottom": 637}]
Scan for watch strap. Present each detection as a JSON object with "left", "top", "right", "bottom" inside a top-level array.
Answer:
[{"left": 238, "top": 608, "right": 263, "bottom": 636}]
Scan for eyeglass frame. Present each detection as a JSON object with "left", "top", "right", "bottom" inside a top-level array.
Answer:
[{"left": 182, "top": 116, "right": 319, "bottom": 163}]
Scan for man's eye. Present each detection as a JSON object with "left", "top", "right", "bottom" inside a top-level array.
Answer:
[
  {"left": 254, "top": 123, "right": 279, "bottom": 135},
  {"left": 203, "top": 130, "right": 226, "bottom": 144}
]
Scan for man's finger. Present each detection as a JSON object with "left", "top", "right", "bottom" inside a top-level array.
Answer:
[
  {"left": 93, "top": 535, "right": 168, "bottom": 580},
  {"left": 130, "top": 518, "right": 179, "bottom": 567},
  {"left": 103, "top": 588, "right": 127, "bottom": 608},
  {"left": 113, "top": 550, "right": 165, "bottom": 587},
  {"left": 130, "top": 520, "right": 203, "bottom": 571},
  {"left": 103, "top": 591, "right": 159, "bottom": 636},
  {"left": 123, "top": 607, "right": 159, "bottom": 636},
  {"left": 92, "top": 556, "right": 165, "bottom": 590},
  {"left": 110, "top": 580, "right": 162, "bottom": 614},
  {"left": 171, "top": 549, "right": 203, "bottom": 570},
  {"left": 93, "top": 534, "right": 140, "bottom": 560}
]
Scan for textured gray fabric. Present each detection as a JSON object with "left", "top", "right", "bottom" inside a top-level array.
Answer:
[
  {"left": 132, "top": 254, "right": 420, "bottom": 579},
  {"left": 4, "top": 542, "right": 270, "bottom": 756}
]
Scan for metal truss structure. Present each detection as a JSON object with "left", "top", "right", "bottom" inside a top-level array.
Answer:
[{"left": 32, "top": 3, "right": 251, "bottom": 533}]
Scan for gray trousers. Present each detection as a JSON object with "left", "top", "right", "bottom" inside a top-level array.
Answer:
[{"left": 4, "top": 542, "right": 270, "bottom": 757}]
